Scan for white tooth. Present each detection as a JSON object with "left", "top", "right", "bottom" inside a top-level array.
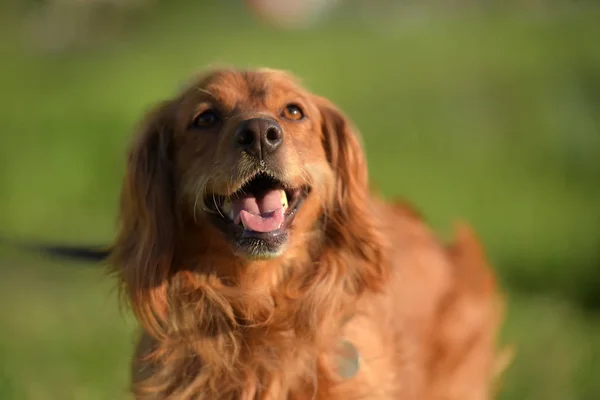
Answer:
[
  {"left": 280, "top": 189, "right": 288, "bottom": 210},
  {"left": 241, "top": 217, "right": 248, "bottom": 229},
  {"left": 221, "top": 198, "right": 232, "bottom": 219}
]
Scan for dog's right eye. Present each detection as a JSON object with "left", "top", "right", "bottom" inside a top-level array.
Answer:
[{"left": 192, "top": 110, "right": 220, "bottom": 129}]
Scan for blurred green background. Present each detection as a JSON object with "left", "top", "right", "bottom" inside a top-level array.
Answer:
[{"left": 1, "top": 1, "right": 599, "bottom": 399}]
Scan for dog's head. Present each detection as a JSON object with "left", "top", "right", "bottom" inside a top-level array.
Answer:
[
  {"left": 111, "top": 68, "right": 383, "bottom": 321},
  {"left": 174, "top": 68, "right": 337, "bottom": 259}
]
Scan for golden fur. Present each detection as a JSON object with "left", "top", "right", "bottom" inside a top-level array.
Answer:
[{"left": 109, "top": 67, "right": 504, "bottom": 399}]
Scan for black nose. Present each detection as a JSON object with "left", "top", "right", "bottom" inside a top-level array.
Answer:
[{"left": 234, "top": 118, "right": 283, "bottom": 158}]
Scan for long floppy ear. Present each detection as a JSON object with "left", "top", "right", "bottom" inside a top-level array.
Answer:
[
  {"left": 109, "top": 101, "right": 177, "bottom": 338},
  {"left": 316, "top": 96, "right": 386, "bottom": 292}
]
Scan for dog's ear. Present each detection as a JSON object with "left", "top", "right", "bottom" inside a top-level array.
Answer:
[
  {"left": 110, "top": 100, "right": 177, "bottom": 338},
  {"left": 315, "top": 96, "right": 386, "bottom": 292}
]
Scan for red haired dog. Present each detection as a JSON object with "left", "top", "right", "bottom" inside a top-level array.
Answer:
[{"left": 110, "top": 67, "right": 504, "bottom": 399}]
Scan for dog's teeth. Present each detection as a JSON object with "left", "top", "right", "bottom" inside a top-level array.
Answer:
[
  {"left": 280, "top": 189, "right": 288, "bottom": 210},
  {"left": 221, "top": 198, "right": 233, "bottom": 219}
]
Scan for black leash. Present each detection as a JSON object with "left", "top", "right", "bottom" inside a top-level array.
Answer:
[{"left": 0, "top": 237, "right": 110, "bottom": 263}]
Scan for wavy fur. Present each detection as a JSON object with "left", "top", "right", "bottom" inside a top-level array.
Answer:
[{"left": 108, "top": 68, "right": 504, "bottom": 400}]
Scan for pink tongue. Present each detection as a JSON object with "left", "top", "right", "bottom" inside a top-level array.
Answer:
[{"left": 232, "top": 189, "right": 285, "bottom": 233}]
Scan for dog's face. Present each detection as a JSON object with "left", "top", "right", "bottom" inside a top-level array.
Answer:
[
  {"left": 172, "top": 69, "right": 333, "bottom": 259},
  {"left": 116, "top": 67, "right": 372, "bottom": 264}
]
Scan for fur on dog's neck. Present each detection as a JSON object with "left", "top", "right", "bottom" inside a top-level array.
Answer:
[{"left": 130, "top": 224, "right": 383, "bottom": 399}]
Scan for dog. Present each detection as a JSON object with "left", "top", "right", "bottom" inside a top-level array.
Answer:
[{"left": 77, "top": 67, "right": 503, "bottom": 399}]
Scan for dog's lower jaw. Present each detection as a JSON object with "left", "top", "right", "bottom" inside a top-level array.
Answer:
[
  {"left": 232, "top": 231, "right": 290, "bottom": 259},
  {"left": 235, "top": 245, "right": 286, "bottom": 261}
]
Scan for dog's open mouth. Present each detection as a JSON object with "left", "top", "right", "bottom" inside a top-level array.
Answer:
[{"left": 206, "top": 173, "right": 310, "bottom": 257}]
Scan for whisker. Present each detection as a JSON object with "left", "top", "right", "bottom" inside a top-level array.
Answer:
[
  {"left": 192, "top": 181, "right": 204, "bottom": 223},
  {"left": 327, "top": 161, "right": 345, "bottom": 177},
  {"left": 298, "top": 166, "right": 313, "bottom": 187},
  {"left": 195, "top": 88, "right": 214, "bottom": 98},
  {"left": 213, "top": 192, "right": 225, "bottom": 219}
]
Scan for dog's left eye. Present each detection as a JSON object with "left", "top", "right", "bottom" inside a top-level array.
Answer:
[
  {"left": 192, "top": 110, "right": 220, "bottom": 129},
  {"left": 281, "top": 104, "right": 304, "bottom": 121}
]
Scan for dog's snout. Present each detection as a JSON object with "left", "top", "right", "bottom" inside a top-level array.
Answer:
[{"left": 235, "top": 118, "right": 283, "bottom": 158}]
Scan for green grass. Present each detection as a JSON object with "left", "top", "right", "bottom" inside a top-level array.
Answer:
[
  {"left": 0, "top": 255, "right": 135, "bottom": 399},
  {"left": 1, "top": 2, "right": 599, "bottom": 399}
]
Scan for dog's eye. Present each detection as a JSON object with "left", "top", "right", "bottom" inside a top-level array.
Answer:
[
  {"left": 192, "top": 110, "right": 220, "bottom": 129},
  {"left": 281, "top": 104, "right": 304, "bottom": 121}
]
